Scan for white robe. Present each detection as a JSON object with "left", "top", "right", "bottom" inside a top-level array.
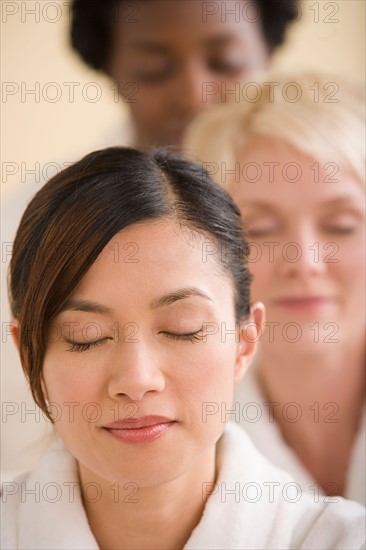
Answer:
[
  {"left": 234, "top": 367, "right": 366, "bottom": 506},
  {"left": 1, "top": 422, "right": 365, "bottom": 550}
]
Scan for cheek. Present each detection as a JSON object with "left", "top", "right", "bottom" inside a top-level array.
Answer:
[
  {"left": 248, "top": 257, "right": 273, "bottom": 301},
  {"left": 333, "top": 239, "right": 366, "bottom": 288},
  {"left": 42, "top": 351, "right": 103, "bottom": 406},
  {"left": 172, "top": 339, "right": 237, "bottom": 403},
  {"left": 170, "top": 343, "right": 237, "bottom": 441},
  {"left": 328, "top": 242, "right": 366, "bottom": 336},
  {"left": 42, "top": 361, "right": 104, "bottom": 441}
]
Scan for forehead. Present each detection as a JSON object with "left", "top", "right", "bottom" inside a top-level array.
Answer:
[
  {"left": 232, "top": 138, "right": 364, "bottom": 211},
  {"left": 73, "top": 220, "right": 233, "bottom": 305},
  {"left": 114, "top": 0, "right": 262, "bottom": 48}
]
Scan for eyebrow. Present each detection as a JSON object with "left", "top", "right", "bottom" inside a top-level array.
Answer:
[
  {"left": 129, "top": 33, "right": 236, "bottom": 54},
  {"left": 59, "top": 288, "right": 212, "bottom": 315},
  {"left": 242, "top": 197, "right": 362, "bottom": 210},
  {"left": 59, "top": 299, "right": 113, "bottom": 315},
  {"left": 129, "top": 42, "right": 170, "bottom": 54},
  {"left": 239, "top": 201, "right": 278, "bottom": 212},
  {"left": 150, "top": 287, "right": 213, "bottom": 309},
  {"left": 320, "top": 196, "right": 363, "bottom": 207},
  {"left": 204, "top": 33, "right": 238, "bottom": 48}
]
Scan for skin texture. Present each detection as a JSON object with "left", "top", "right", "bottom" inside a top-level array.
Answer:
[
  {"left": 233, "top": 138, "right": 365, "bottom": 354},
  {"left": 232, "top": 138, "right": 365, "bottom": 495},
  {"left": 26, "top": 219, "right": 264, "bottom": 550},
  {"left": 107, "top": 0, "right": 269, "bottom": 146}
]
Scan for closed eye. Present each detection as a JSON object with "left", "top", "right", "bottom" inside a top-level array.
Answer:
[
  {"left": 160, "top": 328, "right": 204, "bottom": 343},
  {"left": 245, "top": 218, "right": 281, "bottom": 238},
  {"left": 134, "top": 67, "right": 173, "bottom": 83},
  {"left": 208, "top": 59, "right": 245, "bottom": 75},
  {"left": 66, "top": 337, "right": 111, "bottom": 353},
  {"left": 322, "top": 225, "right": 357, "bottom": 235}
]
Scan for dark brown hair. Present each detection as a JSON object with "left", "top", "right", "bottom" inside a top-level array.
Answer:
[{"left": 9, "top": 147, "right": 251, "bottom": 419}]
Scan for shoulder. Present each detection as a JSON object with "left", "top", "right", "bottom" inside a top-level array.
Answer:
[
  {"left": 218, "top": 423, "right": 365, "bottom": 549},
  {"left": 298, "top": 496, "right": 365, "bottom": 549},
  {"left": 1, "top": 471, "right": 29, "bottom": 548},
  {"left": 1, "top": 440, "right": 99, "bottom": 549}
]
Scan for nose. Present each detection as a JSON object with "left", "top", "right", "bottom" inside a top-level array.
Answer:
[
  {"left": 107, "top": 338, "right": 165, "bottom": 402},
  {"left": 277, "top": 226, "right": 327, "bottom": 280},
  {"left": 174, "top": 61, "right": 212, "bottom": 118}
]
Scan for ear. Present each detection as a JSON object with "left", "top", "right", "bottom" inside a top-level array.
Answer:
[
  {"left": 234, "top": 302, "right": 265, "bottom": 384},
  {"left": 10, "top": 319, "right": 20, "bottom": 351}
]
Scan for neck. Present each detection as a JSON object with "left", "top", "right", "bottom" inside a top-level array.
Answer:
[
  {"left": 78, "top": 446, "right": 216, "bottom": 550},
  {"left": 257, "top": 340, "right": 365, "bottom": 494},
  {"left": 259, "top": 339, "right": 365, "bottom": 411}
]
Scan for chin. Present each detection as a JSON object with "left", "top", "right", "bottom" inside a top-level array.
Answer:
[{"left": 98, "top": 453, "right": 196, "bottom": 489}]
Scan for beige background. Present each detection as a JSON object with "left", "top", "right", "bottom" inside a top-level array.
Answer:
[{"left": 1, "top": 0, "right": 365, "bottom": 476}]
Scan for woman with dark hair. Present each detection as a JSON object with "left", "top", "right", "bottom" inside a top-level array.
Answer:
[
  {"left": 70, "top": 0, "right": 299, "bottom": 147},
  {"left": 2, "top": 147, "right": 365, "bottom": 549}
]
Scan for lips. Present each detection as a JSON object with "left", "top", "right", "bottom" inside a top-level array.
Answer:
[
  {"left": 102, "top": 415, "right": 175, "bottom": 444},
  {"left": 103, "top": 415, "right": 174, "bottom": 430}
]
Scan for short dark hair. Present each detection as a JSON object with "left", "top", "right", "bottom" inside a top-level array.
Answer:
[
  {"left": 9, "top": 147, "right": 252, "bottom": 419},
  {"left": 70, "top": 0, "right": 299, "bottom": 72}
]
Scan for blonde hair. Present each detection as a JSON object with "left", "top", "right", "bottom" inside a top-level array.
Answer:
[{"left": 184, "top": 72, "right": 365, "bottom": 191}]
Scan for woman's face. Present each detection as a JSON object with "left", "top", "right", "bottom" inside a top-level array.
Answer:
[
  {"left": 232, "top": 139, "right": 365, "bottom": 354},
  {"left": 42, "top": 220, "right": 261, "bottom": 486},
  {"left": 108, "top": 0, "right": 269, "bottom": 147}
]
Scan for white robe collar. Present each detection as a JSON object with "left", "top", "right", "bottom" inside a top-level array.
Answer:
[
  {"left": 3, "top": 422, "right": 365, "bottom": 549},
  {"left": 17, "top": 437, "right": 98, "bottom": 549},
  {"left": 234, "top": 366, "right": 366, "bottom": 505}
]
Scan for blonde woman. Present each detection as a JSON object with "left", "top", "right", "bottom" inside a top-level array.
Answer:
[{"left": 184, "top": 73, "right": 365, "bottom": 505}]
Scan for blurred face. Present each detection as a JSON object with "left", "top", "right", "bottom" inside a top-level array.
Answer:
[
  {"left": 42, "top": 220, "right": 261, "bottom": 487},
  {"left": 108, "top": 0, "right": 269, "bottom": 146},
  {"left": 232, "top": 139, "right": 365, "bottom": 354}
]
